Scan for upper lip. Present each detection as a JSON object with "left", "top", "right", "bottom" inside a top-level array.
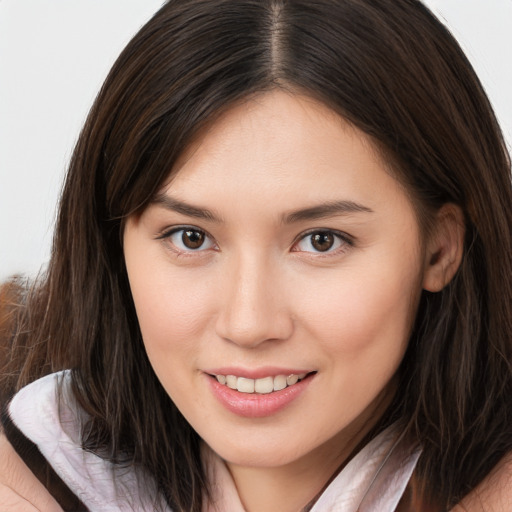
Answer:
[{"left": 204, "top": 367, "right": 315, "bottom": 379}]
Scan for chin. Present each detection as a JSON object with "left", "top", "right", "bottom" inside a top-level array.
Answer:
[{"left": 205, "top": 435, "right": 306, "bottom": 468}]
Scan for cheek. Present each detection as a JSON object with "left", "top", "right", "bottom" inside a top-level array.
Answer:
[
  {"left": 298, "top": 264, "right": 421, "bottom": 427},
  {"left": 299, "top": 252, "right": 422, "bottom": 364},
  {"left": 130, "top": 268, "right": 215, "bottom": 357},
  {"left": 123, "top": 230, "right": 216, "bottom": 364},
  {"left": 127, "top": 265, "right": 217, "bottom": 410}
]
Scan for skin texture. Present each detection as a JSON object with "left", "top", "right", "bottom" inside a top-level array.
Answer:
[
  {"left": 452, "top": 453, "right": 512, "bottom": 512},
  {"left": 0, "top": 434, "right": 63, "bottom": 512},
  {"left": 123, "top": 91, "right": 463, "bottom": 512}
]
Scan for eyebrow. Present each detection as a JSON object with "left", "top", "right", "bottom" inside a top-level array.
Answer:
[
  {"left": 151, "top": 193, "right": 373, "bottom": 224},
  {"left": 282, "top": 200, "right": 374, "bottom": 224},
  {"left": 151, "top": 194, "right": 222, "bottom": 222}
]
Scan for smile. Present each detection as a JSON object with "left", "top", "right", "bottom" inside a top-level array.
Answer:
[
  {"left": 207, "top": 370, "right": 316, "bottom": 417},
  {"left": 214, "top": 373, "right": 310, "bottom": 394}
]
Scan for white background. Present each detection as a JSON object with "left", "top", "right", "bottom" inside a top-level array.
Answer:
[{"left": 1, "top": 0, "right": 511, "bottom": 280}]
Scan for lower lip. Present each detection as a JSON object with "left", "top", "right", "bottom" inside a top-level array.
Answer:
[{"left": 207, "top": 374, "right": 313, "bottom": 418}]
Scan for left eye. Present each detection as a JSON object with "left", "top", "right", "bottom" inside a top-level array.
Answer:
[
  {"left": 165, "top": 228, "right": 215, "bottom": 252},
  {"left": 294, "top": 231, "right": 347, "bottom": 253}
]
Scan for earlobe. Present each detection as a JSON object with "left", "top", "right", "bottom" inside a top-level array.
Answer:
[{"left": 422, "top": 204, "right": 465, "bottom": 292}]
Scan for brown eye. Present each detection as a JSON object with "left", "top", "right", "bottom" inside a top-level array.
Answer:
[
  {"left": 164, "top": 227, "right": 215, "bottom": 252},
  {"left": 294, "top": 230, "right": 347, "bottom": 254},
  {"left": 182, "top": 229, "right": 205, "bottom": 249},
  {"left": 311, "top": 232, "right": 335, "bottom": 252}
]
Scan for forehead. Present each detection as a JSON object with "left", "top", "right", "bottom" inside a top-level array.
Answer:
[{"left": 158, "top": 91, "right": 411, "bottom": 219}]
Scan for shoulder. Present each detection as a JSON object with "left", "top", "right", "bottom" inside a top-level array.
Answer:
[
  {"left": 450, "top": 452, "right": 512, "bottom": 512},
  {"left": 0, "top": 433, "right": 64, "bottom": 511}
]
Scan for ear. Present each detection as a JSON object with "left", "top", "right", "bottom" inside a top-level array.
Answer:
[{"left": 422, "top": 203, "right": 465, "bottom": 292}]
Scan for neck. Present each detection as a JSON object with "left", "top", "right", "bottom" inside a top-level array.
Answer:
[{"left": 227, "top": 440, "right": 349, "bottom": 512}]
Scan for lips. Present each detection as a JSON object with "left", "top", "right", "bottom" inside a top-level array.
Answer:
[{"left": 205, "top": 369, "right": 316, "bottom": 417}]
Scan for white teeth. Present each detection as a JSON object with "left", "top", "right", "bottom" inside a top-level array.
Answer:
[
  {"left": 273, "top": 375, "right": 287, "bottom": 391},
  {"left": 286, "top": 374, "right": 299, "bottom": 386},
  {"left": 226, "top": 375, "right": 237, "bottom": 389},
  {"left": 237, "top": 377, "right": 255, "bottom": 393},
  {"left": 254, "top": 376, "right": 274, "bottom": 394},
  {"left": 215, "top": 373, "right": 309, "bottom": 394}
]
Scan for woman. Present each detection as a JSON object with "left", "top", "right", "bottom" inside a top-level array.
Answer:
[{"left": 1, "top": 0, "right": 511, "bottom": 510}]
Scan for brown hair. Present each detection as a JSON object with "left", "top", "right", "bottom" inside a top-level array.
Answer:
[{"left": 2, "top": 0, "right": 511, "bottom": 510}]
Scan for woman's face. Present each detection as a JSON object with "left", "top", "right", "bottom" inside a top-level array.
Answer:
[{"left": 124, "top": 91, "right": 429, "bottom": 474}]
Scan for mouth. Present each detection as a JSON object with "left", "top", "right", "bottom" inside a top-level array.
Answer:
[{"left": 209, "top": 372, "right": 316, "bottom": 394}]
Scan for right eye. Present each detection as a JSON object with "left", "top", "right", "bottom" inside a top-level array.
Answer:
[
  {"left": 161, "top": 227, "right": 216, "bottom": 253},
  {"left": 292, "top": 229, "right": 351, "bottom": 255}
]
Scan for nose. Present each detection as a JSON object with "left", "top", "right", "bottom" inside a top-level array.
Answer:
[{"left": 214, "top": 253, "right": 294, "bottom": 348}]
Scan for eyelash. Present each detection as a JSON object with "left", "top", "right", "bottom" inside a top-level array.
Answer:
[
  {"left": 156, "top": 226, "right": 353, "bottom": 257},
  {"left": 157, "top": 226, "right": 218, "bottom": 256},
  {"left": 291, "top": 229, "right": 353, "bottom": 256}
]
